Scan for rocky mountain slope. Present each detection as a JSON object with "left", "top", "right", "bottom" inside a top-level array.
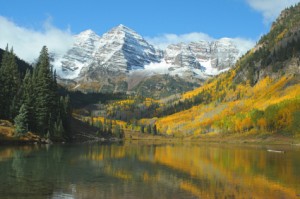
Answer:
[
  {"left": 58, "top": 29, "right": 101, "bottom": 79},
  {"left": 55, "top": 25, "right": 243, "bottom": 96},
  {"left": 164, "top": 38, "right": 240, "bottom": 75}
]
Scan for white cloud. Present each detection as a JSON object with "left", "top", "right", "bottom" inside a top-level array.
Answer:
[
  {"left": 246, "top": 0, "right": 300, "bottom": 23},
  {"left": 146, "top": 32, "right": 214, "bottom": 50},
  {"left": 0, "top": 15, "right": 256, "bottom": 64},
  {"left": 0, "top": 16, "right": 74, "bottom": 63},
  {"left": 147, "top": 33, "right": 255, "bottom": 55},
  {"left": 230, "top": 38, "right": 256, "bottom": 55}
]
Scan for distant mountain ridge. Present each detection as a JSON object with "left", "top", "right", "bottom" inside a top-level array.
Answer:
[
  {"left": 54, "top": 24, "right": 243, "bottom": 96},
  {"left": 164, "top": 38, "right": 240, "bottom": 76}
]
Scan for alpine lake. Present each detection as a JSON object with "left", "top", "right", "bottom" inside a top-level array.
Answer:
[{"left": 0, "top": 141, "right": 300, "bottom": 199}]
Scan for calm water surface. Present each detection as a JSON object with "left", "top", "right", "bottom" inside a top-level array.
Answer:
[{"left": 0, "top": 142, "right": 300, "bottom": 199}]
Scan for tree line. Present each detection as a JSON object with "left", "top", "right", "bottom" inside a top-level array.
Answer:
[
  {"left": 87, "top": 117, "right": 125, "bottom": 139},
  {"left": 0, "top": 45, "right": 71, "bottom": 140}
]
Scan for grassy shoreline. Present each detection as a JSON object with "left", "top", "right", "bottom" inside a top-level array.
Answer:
[
  {"left": 0, "top": 120, "right": 46, "bottom": 145},
  {"left": 1, "top": 120, "right": 299, "bottom": 146},
  {"left": 123, "top": 130, "right": 300, "bottom": 145}
]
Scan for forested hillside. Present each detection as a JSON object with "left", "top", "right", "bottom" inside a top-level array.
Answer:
[
  {"left": 0, "top": 46, "right": 71, "bottom": 141},
  {"left": 0, "top": 48, "right": 32, "bottom": 78}
]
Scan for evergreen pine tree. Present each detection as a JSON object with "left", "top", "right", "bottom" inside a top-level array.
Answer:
[
  {"left": 49, "top": 69, "right": 59, "bottom": 134},
  {"left": 247, "top": 64, "right": 255, "bottom": 86},
  {"left": 53, "top": 118, "right": 65, "bottom": 139},
  {"left": 103, "top": 118, "right": 107, "bottom": 134},
  {"left": 34, "top": 46, "right": 53, "bottom": 135},
  {"left": 108, "top": 119, "right": 113, "bottom": 134},
  {"left": 146, "top": 125, "right": 152, "bottom": 134},
  {"left": 14, "top": 104, "right": 29, "bottom": 135},
  {"left": 0, "top": 46, "right": 20, "bottom": 119},
  {"left": 0, "top": 51, "right": 8, "bottom": 116},
  {"left": 152, "top": 125, "right": 157, "bottom": 135},
  {"left": 96, "top": 120, "right": 103, "bottom": 132},
  {"left": 120, "top": 127, "right": 125, "bottom": 139},
  {"left": 113, "top": 124, "right": 121, "bottom": 138},
  {"left": 58, "top": 95, "right": 71, "bottom": 139},
  {"left": 21, "top": 70, "right": 35, "bottom": 131},
  {"left": 140, "top": 125, "right": 145, "bottom": 134}
]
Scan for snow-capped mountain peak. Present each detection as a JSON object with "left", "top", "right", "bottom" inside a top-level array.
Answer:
[
  {"left": 54, "top": 29, "right": 101, "bottom": 79},
  {"left": 78, "top": 24, "right": 163, "bottom": 76},
  {"left": 55, "top": 24, "right": 242, "bottom": 90},
  {"left": 77, "top": 29, "right": 97, "bottom": 37},
  {"left": 111, "top": 24, "right": 137, "bottom": 34}
]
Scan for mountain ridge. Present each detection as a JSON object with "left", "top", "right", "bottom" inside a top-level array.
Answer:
[
  {"left": 56, "top": 25, "right": 242, "bottom": 79},
  {"left": 54, "top": 25, "right": 244, "bottom": 96}
]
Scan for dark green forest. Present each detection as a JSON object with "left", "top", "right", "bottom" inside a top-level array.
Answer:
[{"left": 0, "top": 46, "right": 71, "bottom": 140}]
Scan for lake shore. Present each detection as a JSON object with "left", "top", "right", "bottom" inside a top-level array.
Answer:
[
  {"left": 1, "top": 120, "right": 299, "bottom": 146},
  {"left": 0, "top": 120, "right": 53, "bottom": 145},
  {"left": 124, "top": 130, "right": 300, "bottom": 145}
]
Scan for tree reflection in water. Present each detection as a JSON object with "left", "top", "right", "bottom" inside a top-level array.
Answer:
[{"left": 0, "top": 143, "right": 299, "bottom": 199}]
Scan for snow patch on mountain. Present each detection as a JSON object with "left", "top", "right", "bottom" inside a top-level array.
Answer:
[{"left": 54, "top": 29, "right": 101, "bottom": 79}]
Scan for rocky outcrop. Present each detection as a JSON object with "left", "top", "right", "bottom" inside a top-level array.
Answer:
[{"left": 164, "top": 38, "right": 240, "bottom": 73}]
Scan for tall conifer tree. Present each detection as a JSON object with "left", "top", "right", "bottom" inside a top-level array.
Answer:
[
  {"left": 21, "top": 70, "right": 35, "bottom": 131},
  {"left": 14, "top": 104, "right": 29, "bottom": 135},
  {"left": 0, "top": 46, "right": 20, "bottom": 119}
]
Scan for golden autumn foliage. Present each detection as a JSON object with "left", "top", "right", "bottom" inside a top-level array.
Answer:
[
  {"left": 154, "top": 74, "right": 300, "bottom": 137},
  {"left": 91, "top": 116, "right": 127, "bottom": 127},
  {"left": 75, "top": 67, "right": 300, "bottom": 140},
  {"left": 275, "top": 29, "right": 288, "bottom": 43},
  {"left": 257, "top": 118, "right": 267, "bottom": 130}
]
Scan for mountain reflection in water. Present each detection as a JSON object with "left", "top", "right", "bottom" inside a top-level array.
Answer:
[{"left": 0, "top": 142, "right": 299, "bottom": 199}]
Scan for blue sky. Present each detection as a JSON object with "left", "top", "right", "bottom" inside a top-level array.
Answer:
[
  {"left": 0, "top": 0, "right": 299, "bottom": 61},
  {"left": 1, "top": 0, "right": 266, "bottom": 38}
]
